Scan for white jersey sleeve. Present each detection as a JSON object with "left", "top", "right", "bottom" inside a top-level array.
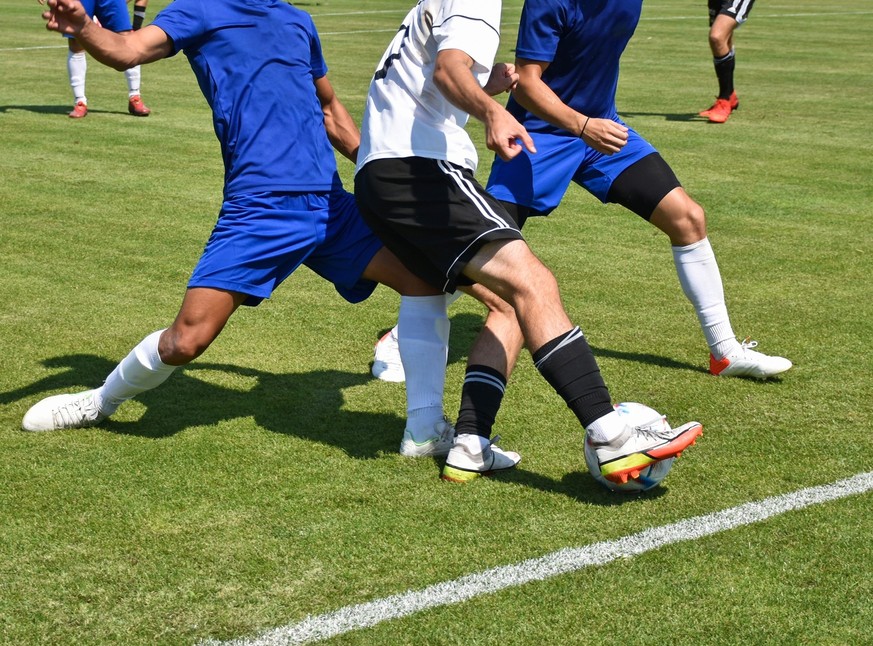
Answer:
[{"left": 356, "top": 0, "right": 502, "bottom": 174}]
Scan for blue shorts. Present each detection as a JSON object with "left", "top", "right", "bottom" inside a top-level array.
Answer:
[
  {"left": 188, "top": 189, "right": 381, "bottom": 306},
  {"left": 63, "top": 0, "right": 132, "bottom": 34},
  {"left": 486, "top": 124, "right": 658, "bottom": 216}
]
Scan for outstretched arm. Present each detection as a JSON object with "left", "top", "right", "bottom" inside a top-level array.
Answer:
[
  {"left": 42, "top": 0, "right": 172, "bottom": 70},
  {"left": 432, "top": 49, "right": 535, "bottom": 162},
  {"left": 314, "top": 75, "right": 360, "bottom": 164},
  {"left": 512, "top": 57, "right": 628, "bottom": 155}
]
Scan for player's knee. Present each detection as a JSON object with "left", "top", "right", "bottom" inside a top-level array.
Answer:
[
  {"left": 687, "top": 200, "right": 706, "bottom": 234},
  {"left": 514, "top": 261, "right": 560, "bottom": 306},
  {"left": 158, "top": 327, "right": 213, "bottom": 365},
  {"left": 708, "top": 31, "right": 731, "bottom": 56},
  {"left": 673, "top": 201, "right": 707, "bottom": 244}
]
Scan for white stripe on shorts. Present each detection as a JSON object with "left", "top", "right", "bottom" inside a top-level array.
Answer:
[
  {"left": 436, "top": 159, "right": 514, "bottom": 230},
  {"left": 728, "top": 0, "right": 753, "bottom": 23},
  {"left": 436, "top": 159, "right": 520, "bottom": 290}
]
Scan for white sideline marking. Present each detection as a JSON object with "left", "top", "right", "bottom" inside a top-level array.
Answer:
[{"left": 202, "top": 472, "right": 873, "bottom": 646}]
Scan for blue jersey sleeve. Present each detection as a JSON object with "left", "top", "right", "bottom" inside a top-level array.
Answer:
[
  {"left": 152, "top": 0, "right": 208, "bottom": 56},
  {"left": 514, "top": 0, "right": 568, "bottom": 63},
  {"left": 307, "top": 15, "right": 328, "bottom": 79}
]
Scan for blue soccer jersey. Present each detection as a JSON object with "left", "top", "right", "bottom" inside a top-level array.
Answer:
[
  {"left": 487, "top": 0, "right": 659, "bottom": 214},
  {"left": 506, "top": 0, "right": 643, "bottom": 131},
  {"left": 152, "top": 0, "right": 340, "bottom": 197}
]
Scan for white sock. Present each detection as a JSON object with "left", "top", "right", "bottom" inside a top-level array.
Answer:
[
  {"left": 124, "top": 65, "right": 142, "bottom": 96},
  {"left": 586, "top": 410, "right": 625, "bottom": 444},
  {"left": 67, "top": 51, "right": 87, "bottom": 103},
  {"left": 398, "top": 295, "right": 449, "bottom": 430},
  {"left": 390, "top": 290, "right": 460, "bottom": 346},
  {"left": 672, "top": 238, "right": 739, "bottom": 359},
  {"left": 96, "top": 329, "right": 176, "bottom": 414}
]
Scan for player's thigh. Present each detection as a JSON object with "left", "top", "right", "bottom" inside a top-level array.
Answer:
[
  {"left": 605, "top": 152, "right": 681, "bottom": 220},
  {"left": 189, "top": 192, "right": 324, "bottom": 307},
  {"left": 487, "top": 132, "right": 586, "bottom": 216},
  {"left": 355, "top": 158, "right": 523, "bottom": 294},
  {"left": 575, "top": 128, "right": 661, "bottom": 206},
  {"left": 463, "top": 239, "right": 553, "bottom": 303},
  {"left": 303, "top": 189, "right": 384, "bottom": 303}
]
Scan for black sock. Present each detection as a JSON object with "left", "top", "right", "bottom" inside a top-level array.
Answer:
[
  {"left": 532, "top": 327, "right": 613, "bottom": 428},
  {"left": 454, "top": 365, "right": 506, "bottom": 439},
  {"left": 713, "top": 50, "right": 736, "bottom": 99},
  {"left": 132, "top": 3, "right": 147, "bottom": 30}
]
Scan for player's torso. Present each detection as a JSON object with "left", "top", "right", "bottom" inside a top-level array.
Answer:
[
  {"left": 511, "top": 0, "right": 642, "bottom": 126},
  {"left": 155, "top": 0, "right": 338, "bottom": 194}
]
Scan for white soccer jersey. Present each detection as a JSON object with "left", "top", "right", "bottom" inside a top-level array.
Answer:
[{"left": 356, "top": 0, "right": 502, "bottom": 173}]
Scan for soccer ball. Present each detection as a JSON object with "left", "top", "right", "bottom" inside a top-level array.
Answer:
[{"left": 584, "top": 402, "right": 675, "bottom": 493}]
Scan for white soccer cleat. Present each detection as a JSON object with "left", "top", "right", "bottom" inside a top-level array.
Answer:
[
  {"left": 372, "top": 328, "right": 405, "bottom": 382},
  {"left": 710, "top": 338, "right": 792, "bottom": 379},
  {"left": 21, "top": 390, "right": 106, "bottom": 432},
  {"left": 589, "top": 420, "right": 703, "bottom": 485},
  {"left": 400, "top": 417, "right": 455, "bottom": 458},
  {"left": 441, "top": 433, "right": 521, "bottom": 483}
]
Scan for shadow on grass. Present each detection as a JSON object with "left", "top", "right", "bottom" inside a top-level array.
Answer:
[
  {"left": 475, "top": 465, "right": 671, "bottom": 505},
  {"left": 590, "top": 345, "right": 706, "bottom": 375},
  {"left": 619, "top": 111, "right": 704, "bottom": 122},
  {"left": 0, "top": 104, "right": 131, "bottom": 116},
  {"left": 3, "top": 353, "right": 407, "bottom": 459}
]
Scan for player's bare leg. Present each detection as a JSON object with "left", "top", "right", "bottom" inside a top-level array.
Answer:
[{"left": 651, "top": 188, "right": 791, "bottom": 378}]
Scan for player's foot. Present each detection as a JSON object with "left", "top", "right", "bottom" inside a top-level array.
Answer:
[
  {"left": 21, "top": 390, "right": 106, "bottom": 432},
  {"left": 400, "top": 417, "right": 455, "bottom": 458},
  {"left": 699, "top": 91, "right": 738, "bottom": 123},
  {"left": 128, "top": 95, "right": 151, "bottom": 117},
  {"left": 441, "top": 433, "right": 520, "bottom": 483},
  {"left": 371, "top": 328, "right": 405, "bottom": 383},
  {"left": 68, "top": 101, "right": 88, "bottom": 119},
  {"left": 710, "top": 338, "right": 792, "bottom": 379},
  {"left": 588, "top": 421, "right": 703, "bottom": 485}
]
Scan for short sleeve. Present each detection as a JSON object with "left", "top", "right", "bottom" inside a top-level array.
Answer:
[
  {"left": 514, "top": 0, "right": 566, "bottom": 63},
  {"left": 432, "top": 0, "right": 501, "bottom": 73},
  {"left": 151, "top": 0, "right": 208, "bottom": 55}
]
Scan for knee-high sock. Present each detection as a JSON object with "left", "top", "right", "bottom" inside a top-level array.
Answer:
[
  {"left": 398, "top": 295, "right": 449, "bottom": 430},
  {"left": 533, "top": 327, "right": 621, "bottom": 441},
  {"left": 132, "top": 2, "right": 148, "bottom": 30},
  {"left": 455, "top": 365, "right": 506, "bottom": 439},
  {"left": 714, "top": 49, "right": 736, "bottom": 99},
  {"left": 672, "top": 237, "right": 739, "bottom": 359},
  {"left": 390, "top": 290, "right": 461, "bottom": 342},
  {"left": 97, "top": 329, "right": 176, "bottom": 414},
  {"left": 67, "top": 51, "right": 87, "bottom": 103},
  {"left": 124, "top": 65, "right": 142, "bottom": 97}
]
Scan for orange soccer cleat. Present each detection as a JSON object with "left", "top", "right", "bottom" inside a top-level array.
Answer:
[
  {"left": 68, "top": 101, "right": 88, "bottom": 118},
  {"left": 128, "top": 94, "right": 151, "bottom": 117},
  {"left": 699, "top": 91, "right": 738, "bottom": 123}
]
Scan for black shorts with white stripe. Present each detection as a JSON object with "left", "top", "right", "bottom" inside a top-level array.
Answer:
[
  {"left": 354, "top": 157, "right": 524, "bottom": 293},
  {"left": 708, "top": 0, "right": 755, "bottom": 25}
]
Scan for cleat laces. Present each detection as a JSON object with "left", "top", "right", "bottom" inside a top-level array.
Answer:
[{"left": 52, "top": 397, "right": 100, "bottom": 429}]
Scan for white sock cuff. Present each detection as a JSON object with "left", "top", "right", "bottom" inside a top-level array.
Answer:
[
  {"left": 401, "top": 294, "right": 448, "bottom": 314},
  {"left": 672, "top": 237, "right": 714, "bottom": 262},
  {"left": 135, "top": 329, "right": 170, "bottom": 371}
]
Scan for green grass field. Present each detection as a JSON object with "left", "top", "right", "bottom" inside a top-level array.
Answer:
[{"left": 1, "top": 1, "right": 872, "bottom": 644}]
